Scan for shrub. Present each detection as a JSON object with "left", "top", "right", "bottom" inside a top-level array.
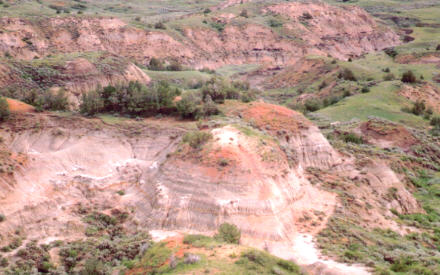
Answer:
[
  {"left": 176, "top": 92, "right": 202, "bottom": 119},
  {"left": 166, "top": 60, "right": 182, "bottom": 71},
  {"left": 38, "top": 89, "right": 69, "bottom": 111},
  {"left": 201, "top": 95, "right": 220, "bottom": 117},
  {"left": 411, "top": 99, "right": 426, "bottom": 115},
  {"left": 80, "top": 90, "right": 104, "bottom": 116},
  {"left": 268, "top": 19, "right": 283, "bottom": 28},
  {"left": 215, "top": 223, "right": 241, "bottom": 244},
  {"left": 203, "top": 8, "right": 211, "bottom": 14},
  {"left": 436, "top": 44, "right": 440, "bottom": 51},
  {"left": 80, "top": 258, "right": 107, "bottom": 275},
  {"left": 0, "top": 256, "right": 8, "bottom": 267},
  {"left": 0, "top": 97, "right": 10, "bottom": 121},
  {"left": 183, "top": 234, "right": 212, "bottom": 245},
  {"left": 383, "top": 73, "right": 395, "bottom": 81},
  {"left": 201, "top": 77, "right": 229, "bottom": 103},
  {"left": 361, "top": 86, "right": 370, "bottom": 93},
  {"left": 304, "top": 99, "right": 322, "bottom": 112},
  {"left": 338, "top": 68, "right": 357, "bottom": 81},
  {"left": 319, "top": 81, "right": 327, "bottom": 90},
  {"left": 210, "top": 21, "right": 226, "bottom": 32},
  {"left": 401, "top": 70, "right": 417, "bottom": 83},
  {"left": 0, "top": 213, "right": 5, "bottom": 222},
  {"left": 240, "top": 9, "right": 248, "bottom": 18},
  {"left": 384, "top": 47, "right": 398, "bottom": 58},
  {"left": 140, "top": 242, "right": 172, "bottom": 272},
  {"left": 148, "top": 57, "right": 164, "bottom": 71},
  {"left": 182, "top": 131, "right": 212, "bottom": 149},
  {"left": 341, "top": 132, "right": 364, "bottom": 144},
  {"left": 154, "top": 22, "right": 166, "bottom": 29},
  {"left": 430, "top": 116, "right": 440, "bottom": 127},
  {"left": 301, "top": 12, "right": 313, "bottom": 20}
]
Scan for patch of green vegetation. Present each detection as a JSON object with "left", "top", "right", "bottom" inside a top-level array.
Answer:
[
  {"left": 214, "top": 223, "right": 241, "bottom": 244},
  {"left": 0, "top": 97, "right": 10, "bottom": 121},
  {"left": 182, "top": 130, "right": 213, "bottom": 149},
  {"left": 318, "top": 215, "right": 440, "bottom": 274},
  {"left": 315, "top": 81, "right": 427, "bottom": 127},
  {"left": 182, "top": 234, "right": 223, "bottom": 250},
  {"left": 140, "top": 242, "right": 173, "bottom": 272},
  {"left": 318, "top": 169, "right": 440, "bottom": 274},
  {"left": 145, "top": 69, "right": 212, "bottom": 89},
  {"left": 235, "top": 249, "right": 302, "bottom": 275}
]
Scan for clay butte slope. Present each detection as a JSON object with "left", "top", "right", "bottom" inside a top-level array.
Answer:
[
  {"left": 0, "top": 1, "right": 400, "bottom": 68},
  {"left": 0, "top": 55, "right": 150, "bottom": 100},
  {"left": 0, "top": 103, "right": 420, "bottom": 274}
]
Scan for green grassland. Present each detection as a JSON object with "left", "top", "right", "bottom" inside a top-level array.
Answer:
[{"left": 315, "top": 81, "right": 427, "bottom": 127}]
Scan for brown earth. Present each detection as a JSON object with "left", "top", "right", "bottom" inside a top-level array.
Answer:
[
  {"left": 395, "top": 52, "right": 440, "bottom": 66},
  {"left": 359, "top": 119, "right": 419, "bottom": 151},
  {"left": 0, "top": 54, "right": 150, "bottom": 104},
  {"left": 5, "top": 98, "right": 35, "bottom": 113},
  {"left": 399, "top": 83, "right": 440, "bottom": 112},
  {"left": 264, "top": 2, "right": 400, "bottom": 60}
]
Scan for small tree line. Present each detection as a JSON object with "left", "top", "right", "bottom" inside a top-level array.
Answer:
[{"left": 80, "top": 78, "right": 255, "bottom": 119}]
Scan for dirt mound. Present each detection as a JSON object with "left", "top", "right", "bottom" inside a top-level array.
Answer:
[
  {"left": 260, "top": 58, "right": 338, "bottom": 89},
  {"left": 395, "top": 52, "right": 440, "bottom": 66},
  {"left": 239, "top": 101, "right": 311, "bottom": 133},
  {"left": 399, "top": 83, "right": 440, "bottom": 112},
  {"left": 5, "top": 98, "right": 35, "bottom": 113},
  {"left": 360, "top": 119, "right": 419, "bottom": 151},
  {"left": 237, "top": 102, "right": 342, "bottom": 168}
]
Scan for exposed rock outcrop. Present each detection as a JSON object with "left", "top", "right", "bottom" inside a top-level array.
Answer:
[
  {"left": 0, "top": 1, "right": 400, "bottom": 68},
  {"left": 0, "top": 104, "right": 422, "bottom": 274}
]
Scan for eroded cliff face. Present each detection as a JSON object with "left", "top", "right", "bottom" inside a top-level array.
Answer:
[
  {"left": 264, "top": 2, "right": 401, "bottom": 60},
  {"left": 0, "top": 103, "right": 421, "bottom": 274},
  {"left": 0, "top": 1, "right": 400, "bottom": 68},
  {"left": 0, "top": 54, "right": 150, "bottom": 104}
]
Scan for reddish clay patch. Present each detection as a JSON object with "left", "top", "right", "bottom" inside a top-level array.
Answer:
[
  {"left": 240, "top": 102, "right": 310, "bottom": 133},
  {"left": 360, "top": 120, "right": 419, "bottom": 151},
  {"left": 6, "top": 98, "right": 35, "bottom": 113}
]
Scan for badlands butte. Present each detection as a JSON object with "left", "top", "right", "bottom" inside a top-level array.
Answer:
[{"left": 0, "top": 0, "right": 440, "bottom": 274}]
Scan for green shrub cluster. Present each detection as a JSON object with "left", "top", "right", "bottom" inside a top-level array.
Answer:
[
  {"left": 268, "top": 18, "right": 283, "bottom": 28},
  {"left": 340, "top": 132, "right": 364, "bottom": 144},
  {"left": 0, "top": 97, "right": 10, "bottom": 121},
  {"left": 148, "top": 58, "right": 183, "bottom": 71},
  {"left": 338, "top": 68, "right": 357, "bottom": 81},
  {"left": 235, "top": 249, "right": 301, "bottom": 275},
  {"left": 401, "top": 70, "right": 417, "bottom": 83},
  {"left": 80, "top": 81, "right": 180, "bottom": 116},
  {"left": 177, "top": 77, "right": 254, "bottom": 119},
  {"left": 402, "top": 99, "right": 434, "bottom": 119},
  {"left": 182, "top": 131, "right": 212, "bottom": 149},
  {"left": 214, "top": 223, "right": 241, "bottom": 244}
]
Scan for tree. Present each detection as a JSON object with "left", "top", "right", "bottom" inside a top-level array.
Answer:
[
  {"left": 80, "top": 90, "right": 104, "bottom": 116},
  {"left": 148, "top": 57, "right": 164, "bottom": 71},
  {"left": 176, "top": 92, "right": 201, "bottom": 119},
  {"left": 0, "top": 97, "right": 10, "bottom": 121},
  {"left": 402, "top": 70, "right": 417, "bottom": 83},
  {"left": 215, "top": 223, "right": 241, "bottom": 244},
  {"left": 338, "top": 68, "right": 357, "bottom": 81}
]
